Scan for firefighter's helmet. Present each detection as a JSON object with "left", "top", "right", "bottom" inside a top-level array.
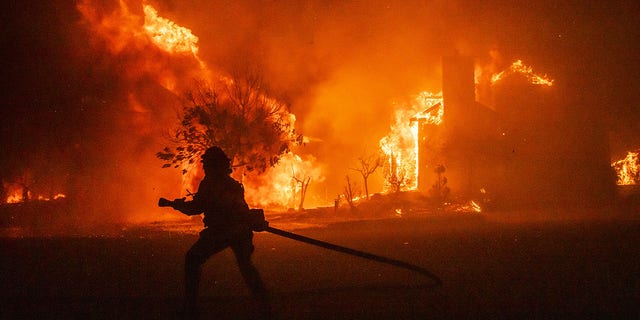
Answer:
[{"left": 201, "top": 146, "right": 231, "bottom": 169}]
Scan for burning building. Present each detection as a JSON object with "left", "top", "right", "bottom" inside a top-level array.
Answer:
[
  {"left": 414, "top": 54, "right": 616, "bottom": 208},
  {"left": 3, "top": 0, "right": 636, "bottom": 220}
]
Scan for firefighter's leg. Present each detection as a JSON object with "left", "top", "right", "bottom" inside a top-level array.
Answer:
[
  {"left": 184, "top": 229, "right": 226, "bottom": 313},
  {"left": 231, "top": 233, "right": 270, "bottom": 317}
]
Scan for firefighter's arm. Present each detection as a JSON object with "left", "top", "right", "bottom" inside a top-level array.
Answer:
[
  {"left": 173, "top": 198, "right": 204, "bottom": 215},
  {"left": 158, "top": 197, "right": 203, "bottom": 215}
]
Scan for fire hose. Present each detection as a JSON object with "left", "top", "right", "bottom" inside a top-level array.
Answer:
[
  {"left": 158, "top": 198, "right": 441, "bottom": 286},
  {"left": 263, "top": 225, "right": 442, "bottom": 286}
]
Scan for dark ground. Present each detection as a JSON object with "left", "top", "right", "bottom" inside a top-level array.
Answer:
[{"left": 1, "top": 209, "right": 639, "bottom": 319}]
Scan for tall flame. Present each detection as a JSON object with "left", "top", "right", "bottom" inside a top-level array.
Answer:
[
  {"left": 612, "top": 151, "right": 639, "bottom": 185},
  {"left": 6, "top": 191, "right": 23, "bottom": 204},
  {"left": 143, "top": 5, "right": 199, "bottom": 56},
  {"left": 244, "top": 153, "right": 324, "bottom": 209},
  {"left": 379, "top": 91, "right": 443, "bottom": 192},
  {"left": 380, "top": 58, "right": 553, "bottom": 194},
  {"left": 77, "top": 1, "right": 316, "bottom": 210}
]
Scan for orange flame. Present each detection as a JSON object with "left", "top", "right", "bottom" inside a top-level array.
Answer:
[
  {"left": 244, "top": 153, "right": 324, "bottom": 209},
  {"left": 379, "top": 91, "right": 443, "bottom": 192},
  {"left": 452, "top": 200, "right": 482, "bottom": 213},
  {"left": 612, "top": 151, "right": 639, "bottom": 185},
  {"left": 143, "top": 5, "right": 199, "bottom": 56},
  {"left": 380, "top": 58, "right": 553, "bottom": 195},
  {"left": 6, "top": 192, "right": 23, "bottom": 204},
  {"left": 3, "top": 181, "right": 28, "bottom": 204},
  {"left": 78, "top": 1, "right": 209, "bottom": 93},
  {"left": 79, "top": 1, "right": 311, "bottom": 210},
  {"left": 491, "top": 60, "right": 554, "bottom": 86},
  {"left": 4, "top": 185, "right": 66, "bottom": 204}
]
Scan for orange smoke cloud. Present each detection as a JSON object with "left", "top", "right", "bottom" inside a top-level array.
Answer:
[
  {"left": 77, "top": 0, "right": 322, "bottom": 213},
  {"left": 66, "top": 0, "right": 633, "bottom": 217}
]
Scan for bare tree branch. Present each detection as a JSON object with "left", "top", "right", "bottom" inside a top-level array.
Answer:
[{"left": 349, "top": 153, "right": 381, "bottom": 200}]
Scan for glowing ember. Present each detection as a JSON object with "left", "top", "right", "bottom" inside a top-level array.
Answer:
[
  {"left": 612, "top": 151, "right": 639, "bottom": 185},
  {"left": 452, "top": 200, "right": 482, "bottom": 213},
  {"left": 36, "top": 194, "right": 67, "bottom": 201},
  {"left": 379, "top": 91, "right": 443, "bottom": 192},
  {"left": 143, "top": 5, "right": 199, "bottom": 56},
  {"left": 491, "top": 60, "right": 554, "bottom": 86},
  {"left": 470, "top": 200, "right": 482, "bottom": 213}
]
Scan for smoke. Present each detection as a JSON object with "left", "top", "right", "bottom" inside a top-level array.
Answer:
[
  {"left": 149, "top": 0, "right": 639, "bottom": 198},
  {"left": 1, "top": 0, "right": 638, "bottom": 226},
  {"left": 72, "top": 0, "right": 459, "bottom": 211},
  {"left": 151, "top": 0, "right": 465, "bottom": 196}
]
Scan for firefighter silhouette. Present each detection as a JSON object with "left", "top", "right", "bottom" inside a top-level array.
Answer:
[{"left": 162, "top": 147, "right": 269, "bottom": 318}]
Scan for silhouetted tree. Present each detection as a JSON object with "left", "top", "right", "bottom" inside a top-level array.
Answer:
[
  {"left": 343, "top": 175, "right": 360, "bottom": 211},
  {"left": 157, "top": 72, "right": 303, "bottom": 175},
  {"left": 350, "top": 153, "right": 381, "bottom": 200},
  {"left": 291, "top": 169, "right": 311, "bottom": 211},
  {"left": 383, "top": 154, "right": 409, "bottom": 193},
  {"left": 428, "top": 164, "right": 450, "bottom": 204}
]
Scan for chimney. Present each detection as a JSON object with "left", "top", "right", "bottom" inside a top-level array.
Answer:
[
  {"left": 442, "top": 54, "right": 475, "bottom": 133},
  {"left": 441, "top": 54, "right": 476, "bottom": 197}
]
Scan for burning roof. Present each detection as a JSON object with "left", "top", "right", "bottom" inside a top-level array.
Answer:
[
  {"left": 491, "top": 60, "right": 554, "bottom": 87},
  {"left": 612, "top": 151, "right": 639, "bottom": 185}
]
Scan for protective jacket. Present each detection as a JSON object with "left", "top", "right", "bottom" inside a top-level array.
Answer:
[{"left": 179, "top": 172, "right": 250, "bottom": 229}]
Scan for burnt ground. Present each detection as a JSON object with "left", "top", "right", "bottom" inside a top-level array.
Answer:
[{"left": 1, "top": 209, "right": 639, "bottom": 319}]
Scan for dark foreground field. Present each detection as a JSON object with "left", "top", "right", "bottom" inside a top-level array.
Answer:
[{"left": 1, "top": 210, "right": 639, "bottom": 319}]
